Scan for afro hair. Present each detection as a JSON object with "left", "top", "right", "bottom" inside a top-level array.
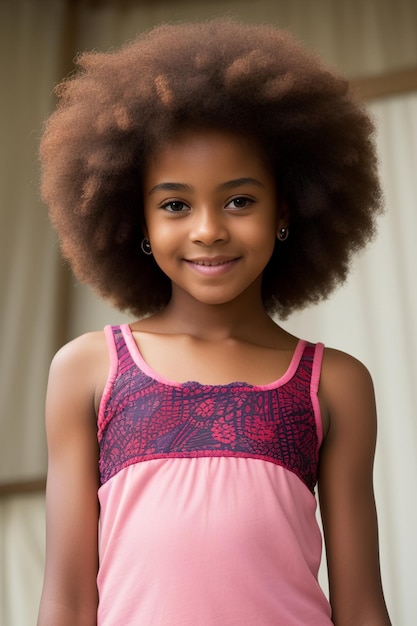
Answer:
[{"left": 40, "top": 18, "right": 382, "bottom": 318}]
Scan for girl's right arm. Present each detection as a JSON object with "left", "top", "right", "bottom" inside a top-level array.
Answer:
[{"left": 37, "top": 333, "right": 108, "bottom": 626}]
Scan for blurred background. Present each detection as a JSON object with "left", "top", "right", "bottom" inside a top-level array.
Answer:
[{"left": 1, "top": 0, "right": 416, "bottom": 624}]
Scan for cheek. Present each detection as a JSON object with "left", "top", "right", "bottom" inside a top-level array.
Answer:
[
  {"left": 249, "top": 214, "right": 278, "bottom": 247},
  {"left": 144, "top": 213, "right": 169, "bottom": 245},
  {"left": 147, "top": 221, "right": 182, "bottom": 263}
]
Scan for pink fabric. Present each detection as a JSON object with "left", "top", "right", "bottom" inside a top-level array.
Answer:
[
  {"left": 97, "top": 325, "right": 332, "bottom": 625},
  {"left": 98, "top": 458, "right": 332, "bottom": 625}
]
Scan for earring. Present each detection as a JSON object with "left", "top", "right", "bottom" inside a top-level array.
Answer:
[
  {"left": 278, "top": 227, "right": 289, "bottom": 241},
  {"left": 141, "top": 237, "right": 152, "bottom": 255}
]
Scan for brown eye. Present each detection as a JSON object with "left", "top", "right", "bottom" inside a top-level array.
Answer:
[
  {"left": 161, "top": 200, "right": 188, "bottom": 212},
  {"left": 227, "top": 197, "right": 253, "bottom": 209}
]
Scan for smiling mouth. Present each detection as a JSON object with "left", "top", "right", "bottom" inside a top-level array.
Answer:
[
  {"left": 184, "top": 257, "right": 240, "bottom": 274},
  {"left": 186, "top": 257, "right": 239, "bottom": 266},
  {"left": 190, "top": 259, "right": 236, "bottom": 266}
]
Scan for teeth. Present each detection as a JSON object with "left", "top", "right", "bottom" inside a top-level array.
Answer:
[{"left": 194, "top": 260, "right": 228, "bottom": 266}]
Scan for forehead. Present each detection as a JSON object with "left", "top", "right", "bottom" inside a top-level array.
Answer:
[{"left": 144, "top": 128, "right": 272, "bottom": 180}]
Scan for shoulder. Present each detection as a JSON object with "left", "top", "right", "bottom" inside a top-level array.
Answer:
[
  {"left": 320, "top": 347, "right": 375, "bottom": 403},
  {"left": 51, "top": 330, "right": 109, "bottom": 367},
  {"left": 50, "top": 330, "right": 110, "bottom": 383},
  {"left": 48, "top": 330, "right": 111, "bottom": 415},
  {"left": 318, "top": 347, "right": 376, "bottom": 440},
  {"left": 321, "top": 347, "right": 374, "bottom": 392}
]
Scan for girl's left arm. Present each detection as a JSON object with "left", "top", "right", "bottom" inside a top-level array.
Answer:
[{"left": 318, "top": 348, "right": 391, "bottom": 626}]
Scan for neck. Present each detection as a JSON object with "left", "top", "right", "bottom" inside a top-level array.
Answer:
[{"left": 155, "top": 285, "right": 277, "bottom": 342}]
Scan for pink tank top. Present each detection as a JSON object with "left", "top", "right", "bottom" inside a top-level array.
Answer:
[{"left": 97, "top": 324, "right": 332, "bottom": 625}]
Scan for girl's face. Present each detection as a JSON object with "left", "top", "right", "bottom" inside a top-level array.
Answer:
[{"left": 143, "top": 129, "right": 287, "bottom": 308}]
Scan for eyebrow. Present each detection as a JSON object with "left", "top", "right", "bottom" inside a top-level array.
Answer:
[
  {"left": 148, "top": 177, "right": 264, "bottom": 195},
  {"left": 148, "top": 182, "right": 192, "bottom": 195},
  {"left": 219, "top": 177, "right": 264, "bottom": 191}
]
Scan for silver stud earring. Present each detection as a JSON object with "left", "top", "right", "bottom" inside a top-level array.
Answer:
[
  {"left": 278, "top": 227, "right": 289, "bottom": 241},
  {"left": 141, "top": 237, "right": 152, "bottom": 255}
]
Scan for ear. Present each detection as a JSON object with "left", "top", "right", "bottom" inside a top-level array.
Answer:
[{"left": 276, "top": 201, "right": 289, "bottom": 237}]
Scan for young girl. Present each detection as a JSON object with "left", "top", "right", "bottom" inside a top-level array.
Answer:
[{"left": 37, "top": 19, "right": 391, "bottom": 626}]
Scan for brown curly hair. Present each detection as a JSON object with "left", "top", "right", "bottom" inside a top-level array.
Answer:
[{"left": 40, "top": 18, "right": 382, "bottom": 318}]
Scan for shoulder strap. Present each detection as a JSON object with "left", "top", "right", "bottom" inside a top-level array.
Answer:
[
  {"left": 309, "top": 342, "right": 325, "bottom": 447},
  {"left": 110, "top": 324, "right": 139, "bottom": 376},
  {"left": 98, "top": 325, "right": 129, "bottom": 439}
]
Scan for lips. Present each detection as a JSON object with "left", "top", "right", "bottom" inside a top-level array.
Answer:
[
  {"left": 185, "top": 256, "right": 239, "bottom": 266},
  {"left": 184, "top": 256, "right": 240, "bottom": 275}
]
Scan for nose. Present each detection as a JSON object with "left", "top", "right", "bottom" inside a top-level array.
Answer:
[{"left": 189, "top": 206, "right": 229, "bottom": 245}]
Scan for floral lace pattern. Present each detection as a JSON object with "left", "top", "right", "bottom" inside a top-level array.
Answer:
[{"left": 99, "top": 327, "right": 319, "bottom": 492}]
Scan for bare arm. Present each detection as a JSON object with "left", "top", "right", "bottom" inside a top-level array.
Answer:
[
  {"left": 318, "top": 349, "right": 391, "bottom": 626},
  {"left": 37, "top": 333, "right": 108, "bottom": 626}
]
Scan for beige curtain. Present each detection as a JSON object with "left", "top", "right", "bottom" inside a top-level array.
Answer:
[
  {"left": 1, "top": 1, "right": 416, "bottom": 624},
  {"left": 0, "top": 0, "right": 73, "bottom": 483}
]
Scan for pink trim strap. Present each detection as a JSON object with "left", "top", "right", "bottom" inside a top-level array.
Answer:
[
  {"left": 310, "top": 342, "right": 325, "bottom": 451},
  {"left": 98, "top": 325, "right": 120, "bottom": 439}
]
